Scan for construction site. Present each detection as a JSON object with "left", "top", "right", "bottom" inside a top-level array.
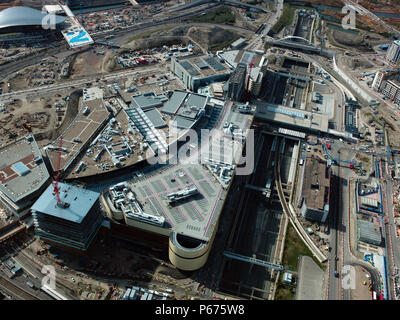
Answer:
[{"left": 0, "top": 91, "right": 74, "bottom": 148}]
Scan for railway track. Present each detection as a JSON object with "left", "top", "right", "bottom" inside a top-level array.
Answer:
[
  {"left": 0, "top": 276, "right": 39, "bottom": 300},
  {"left": 12, "top": 250, "right": 76, "bottom": 300}
]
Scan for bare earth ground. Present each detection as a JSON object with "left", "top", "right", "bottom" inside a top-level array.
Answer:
[
  {"left": 0, "top": 90, "right": 75, "bottom": 148},
  {"left": 70, "top": 50, "right": 106, "bottom": 79},
  {"left": 350, "top": 265, "right": 373, "bottom": 300}
]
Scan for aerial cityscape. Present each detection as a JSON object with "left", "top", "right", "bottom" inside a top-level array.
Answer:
[{"left": 0, "top": 0, "right": 400, "bottom": 305}]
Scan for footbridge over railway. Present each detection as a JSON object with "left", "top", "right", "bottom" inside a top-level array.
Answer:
[
  {"left": 269, "top": 36, "right": 321, "bottom": 53},
  {"left": 268, "top": 36, "right": 333, "bottom": 57},
  {"left": 223, "top": 251, "right": 286, "bottom": 271}
]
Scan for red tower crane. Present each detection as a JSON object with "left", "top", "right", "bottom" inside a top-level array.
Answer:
[
  {"left": 245, "top": 56, "right": 256, "bottom": 102},
  {"left": 52, "top": 136, "right": 69, "bottom": 208}
]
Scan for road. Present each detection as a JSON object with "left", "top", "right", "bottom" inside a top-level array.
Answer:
[
  {"left": 0, "top": 66, "right": 164, "bottom": 103},
  {"left": 380, "top": 161, "right": 400, "bottom": 299},
  {"left": 245, "top": 0, "right": 283, "bottom": 51},
  {"left": 326, "top": 141, "right": 382, "bottom": 300}
]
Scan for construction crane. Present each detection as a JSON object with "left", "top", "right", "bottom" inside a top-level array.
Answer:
[
  {"left": 245, "top": 56, "right": 256, "bottom": 102},
  {"left": 52, "top": 136, "right": 70, "bottom": 208}
]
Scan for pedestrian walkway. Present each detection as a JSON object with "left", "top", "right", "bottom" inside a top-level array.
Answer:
[{"left": 295, "top": 256, "right": 324, "bottom": 300}]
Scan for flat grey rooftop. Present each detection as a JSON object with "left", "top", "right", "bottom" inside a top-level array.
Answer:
[
  {"left": 0, "top": 136, "right": 49, "bottom": 203},
  {"left": 295, "top": 256, "right": 324, "bottom": 300},
  {"left": 358, "top": 219, "right": 382, "bottom": 245},
  {"left": 162, "top": 91, "right": 188, "bottom": 115},
  {"left": 144, "top": 108, "right": 167, "bottom": 128},
  {"left": 31, "top": 182, "right": 100, "bottom": 224},
  {"left": 130, "top": 163, "right": 225, "bottom": 242},
  {"left": 177, "top": 93, "right": 208, "bottom": 120},
  {"left": 255, "top": 103, "right": 329, "bottom": 133},
  {"left": 180, "top": 60, "right": 200, "bottom": 76},
  {"left": 131, "top": 92, "right": 166, "bottom": 110},
  {"left": 174, "top": 116, "right": 197, "bottom": 129}
]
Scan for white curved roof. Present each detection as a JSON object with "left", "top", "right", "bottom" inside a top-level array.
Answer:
[{"left": 0, "top": 6, "right": 65, "bottom": 29}]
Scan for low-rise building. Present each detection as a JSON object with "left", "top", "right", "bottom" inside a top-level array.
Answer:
[
  {"left": 46, "top": 87, "right": 111, "bottom": 176},
  {"left": 358, "top": 219, "right": 382, "bottom": 246},
  {"left": 0, "top": 135, "right": 50, "bottom": 218},
  {"left": 230, "top": 38, "right": 247, "bottom": 50},
  {"left": 170, "top": 54, "right": 231, "bottom": 91}
]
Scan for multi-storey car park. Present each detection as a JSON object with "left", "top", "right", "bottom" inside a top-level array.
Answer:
[{"left": 0, "top": 135, "right": 50, "bottom": 218}]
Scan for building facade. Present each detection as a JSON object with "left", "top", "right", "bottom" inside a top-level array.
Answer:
[
  {"left": 226, "top": 63, "right": 247, "bottom": 101},
  {"left": 31, "top": 182, "right": 103, "bottom": 251},
  {"left": 386, "top": 40, "right": 400, "bottom": 66},
  {"left": 170, "top": 54, "right": 231, "bottom": 91},
  {"left": 300, "top": 158, "right": 331, "bottom": 223},
  {"left": 372, "top": 69, "right": 400, "bottom": 105}
]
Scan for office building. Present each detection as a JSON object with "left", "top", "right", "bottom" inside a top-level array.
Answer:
[
  {"left": 31, "top": 182, "right": 103, "bottom": 251},
  {"left": 386, "top": 40, "right": 400, "bottom": 66},
  {"left": 226, "top": 63, "right": 247, "bottom": 101},
  {"left": 170, "top": 54, "right": 231, "bottom": 91}
]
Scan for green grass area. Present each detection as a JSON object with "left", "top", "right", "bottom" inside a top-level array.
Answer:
[
  {"left": 268, "top": 2, "right": 276, "bottom": 11},
  {"left": 275, "top": 274, "right": 295, "bottom": 300},
  {"left": 271, "top": 4, "right": 296, "bottom": 33},
  {"left": 126, "top": 26, "right": 175, "bottom": 42},
  {"left": 281, "top": 222, "right": 325, "bottom": 271},
  {"left": 380, "top": 31, "right": 394, "bottom": 39},
  {"left": 188, "top": 6, "right": 236, "bottom": 24},
  {"left": 274, "top": 222, "right": 326, "bottom": 300},
  {"left": 283, "top": 223, "right": 326, "bottom": 271},
  {"left": 209, "top": 36, "right": 240, "bottom": 52}
]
